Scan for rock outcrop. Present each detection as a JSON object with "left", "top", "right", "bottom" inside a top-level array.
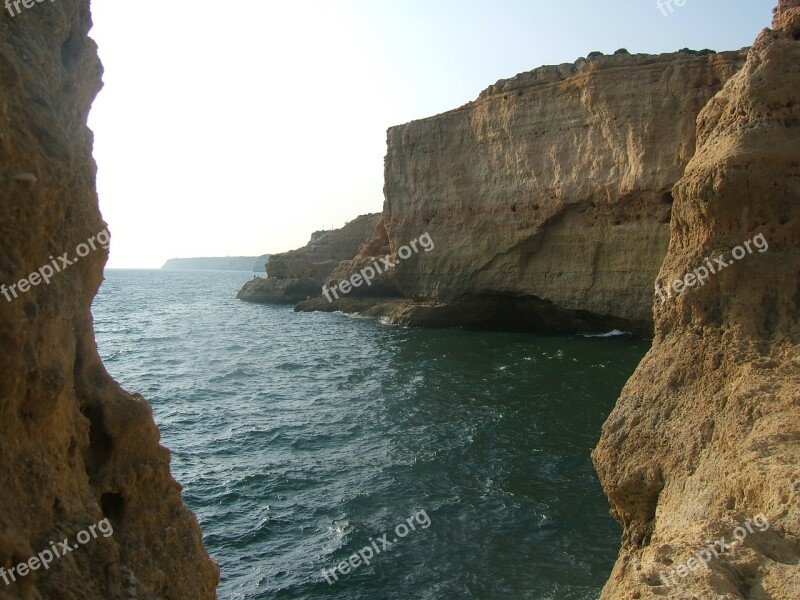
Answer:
[
  {"left": 593, "top": 3, "right": 800, "bottom": 597},
  {"left": 0, "top": 2, "right": 218, "bottom": 598},
  {"left": 298, "top": 50, "right": 748, "bottom": 334},
  {"left": 237, "top": 213, "right": 381, "bottom": 304}
]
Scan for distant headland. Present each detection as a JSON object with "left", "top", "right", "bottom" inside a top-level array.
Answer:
[{"left": 162, "top": 255, "right": 271, "bottom": 272}]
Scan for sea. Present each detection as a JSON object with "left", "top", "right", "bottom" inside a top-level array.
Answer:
[{"left": 91, "top": 269, "right": 650, "bottom": 600}]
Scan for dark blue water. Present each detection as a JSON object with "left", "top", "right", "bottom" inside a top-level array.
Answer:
[{"left": 91, "top": 269, "right": 649, "bottom": 599}]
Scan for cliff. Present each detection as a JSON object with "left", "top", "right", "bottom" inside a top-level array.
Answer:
[
  {"left": 162, "top": 255, "right": 270, "bottom": 272},
  {"left": 237, "top": 213, "right": 381, "bottom": 304},
  {"left": 593, "top": 2, "right": 800, "bottom": 597},
  {"left": 297, "top": 50, "right": 748, "bottom": 334},
  {"left": 0, "top": 2, "right": 218, "bottom": 598}
]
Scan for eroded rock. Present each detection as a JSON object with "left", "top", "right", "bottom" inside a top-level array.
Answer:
[
  {"left": 311, "top": 51, "right": 748, "bottom": 334},
  {"left": 0, "top": 2, "right": 219, "bottom": 598},
  {"left": 593, "top": 3, "right": 800, "bottom": 597},
  {"left": 237, "top": 213, "right": 381, "bottom": 304}
]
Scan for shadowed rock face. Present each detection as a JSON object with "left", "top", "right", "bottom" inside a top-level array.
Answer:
[
  {"left": 0, "top": 2, "right": 218, "bottom": 598},
  {"left": 593, "top": 3, "right": 800, "bottom": 598},
  {"left": 305, "top": 50, "right": 748, "bottom": 334},
  {"left": 237, "top": 213, "right": 381, "bottom": 304}
]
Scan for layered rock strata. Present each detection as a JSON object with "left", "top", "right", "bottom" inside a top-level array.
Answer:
[
  {"left": 0, "top": 2, "right": 218, "bottom": 598},
  {"left": 593, "top": 2, "right": 800, "bottom": 597},
  {"left": 237, "top": 213, "right": 381, "bottom": 304},
  {"left": 297, "top": 50, "right": 749, "bottom": 334}
]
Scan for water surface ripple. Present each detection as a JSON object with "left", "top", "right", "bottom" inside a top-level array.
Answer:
[{"left": 92, "top": 270, "right": 650, "bottom": 600}]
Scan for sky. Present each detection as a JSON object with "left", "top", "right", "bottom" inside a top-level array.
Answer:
[{"left": 87, "top": 0, "right": 777, "bottom": 268}]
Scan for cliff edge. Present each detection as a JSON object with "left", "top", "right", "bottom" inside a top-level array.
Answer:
[
  {"left": 298, "top": 49, "right": 748, "bottom": 334},
  {"left": 0, "top": 2, "right": 219, "bottom": 598},
  {"left": 593, "top": 2, "right": 800, "bottom": 597}
]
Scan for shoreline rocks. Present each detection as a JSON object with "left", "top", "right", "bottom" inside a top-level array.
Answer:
[{"left": 237, "top": 213, "right": 381, "bottom": 305}]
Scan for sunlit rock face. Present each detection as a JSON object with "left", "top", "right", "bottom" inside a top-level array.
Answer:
[
  {"left": 303, "top": 50, "right": 748, "bottom": 335},
  {"left": 0, "top": 1, "right": 219, "bottom": 598},
  {"left": 237, "top": 213, "right": 382, "bottom": 304},
  {"left": 593, "top": 2, "right": 800, "bottom": 597}
]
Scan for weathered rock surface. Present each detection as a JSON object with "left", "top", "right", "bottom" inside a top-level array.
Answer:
[
  {"left": 593, "top": 3, "right": 800, "bottom": 597},
  {"left": 0, "top": 2, "right": 218, "bottom": 598},
  {"left": 237, "top": 213, "right": 381, "bottom": 304},
  {"left": 306, "top": 50, "right": 748, "bottom": 334}
]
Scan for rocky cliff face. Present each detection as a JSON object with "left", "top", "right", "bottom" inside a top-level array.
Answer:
[
  {"left": 237, "top": 213, "right": 381, "bottom": 304},
  {"left": 301, "top": 50, "right": 748, "bottom": 334},
  {"left": 0, "top": 2, "right": 218, "bottom": 598},
  {"left": 593, "top": 2, "right": 800, "bottom": 597}
]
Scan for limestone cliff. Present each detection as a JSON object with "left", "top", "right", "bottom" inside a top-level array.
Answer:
[
  {"left": 298, "top": 50, "right": 748, "bottom": 334},
  {"left": 0, "top": 2, "right": 218, "bottom": 598},
  {"left": 593, "top": 2, "right": 800, "bottom": 597},
  {"left": 237, "top": 213, "right": 381, "bottom": 304}
]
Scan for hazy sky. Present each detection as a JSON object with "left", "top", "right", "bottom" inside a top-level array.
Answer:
[{"left": 88, "top": 0, "right": 776, "bottom": 268}]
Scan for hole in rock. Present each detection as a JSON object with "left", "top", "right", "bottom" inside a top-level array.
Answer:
[
  {"left": 101, "top": 492, "right": 125, "bottom": 524},
  {"left": 60, "top": 28, "right": 83, "bottom": 71},
  {"left": 81, "top": 404, "right": 114, "bottom": 472}
]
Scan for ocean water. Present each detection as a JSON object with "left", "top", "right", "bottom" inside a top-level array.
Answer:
[{"left": 91, "top": 269, "right": 650, "bottom": 600}]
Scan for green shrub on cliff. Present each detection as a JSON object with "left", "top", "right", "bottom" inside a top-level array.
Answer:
[{"left": 678, "top": 48, "right": 717, "bottom": 56}]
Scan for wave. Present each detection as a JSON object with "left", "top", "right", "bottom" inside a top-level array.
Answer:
[{"left": 580, "top": 329, "right": 632, "bottom": 338}]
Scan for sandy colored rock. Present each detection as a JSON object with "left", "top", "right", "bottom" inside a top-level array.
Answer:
[
  {"left": 237, "top": 213, "right": 381, "bottom": 304},
  {"left": 314, "top": 51, "right": 747, "bottom": 334},
  {"left": 593, "top": 3, "right": 800, "bottom": 598},
  {"left": 0, "top": 2, "right": 218, "bottom": 598}
]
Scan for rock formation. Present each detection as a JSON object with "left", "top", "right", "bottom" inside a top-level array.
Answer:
[
  {"left": 237, "top": 213, "right": 381, "bottom": 304},
  {"left": 298, "top": 50, "right": 748, "bottom": 334},
  {"left": 0, "top": 2, "right": 218, "bottom": 598},
  {"left": 593, "top": 2, "right": 800, "bottom": 597}
]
